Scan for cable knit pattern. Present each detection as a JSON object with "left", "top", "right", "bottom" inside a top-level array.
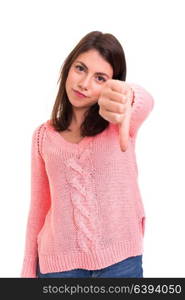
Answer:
[
  {"left": 21, "top": 82, "right": 154, "bottom": 278},
  {"left": 64, "top": 147, "right": 101, "bottom": 252}
]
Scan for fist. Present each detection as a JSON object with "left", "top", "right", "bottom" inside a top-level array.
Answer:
[{"left": 98, "top": 79, "right": 134, "bottom": 152}]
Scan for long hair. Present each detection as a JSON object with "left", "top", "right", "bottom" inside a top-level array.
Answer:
[{"left": 50, "top": 31, "right": 127, "bottom": 136}]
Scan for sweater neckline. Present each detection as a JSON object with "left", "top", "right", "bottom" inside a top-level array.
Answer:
[{"left": 45, "top": 119, "right": 93, "bottom": 149}]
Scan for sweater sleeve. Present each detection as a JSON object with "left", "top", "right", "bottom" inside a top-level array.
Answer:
[
  {"left": 128, "top": 83, "right": 155, "bottom": 139},
  {"left": 21, "top": 123, "right": 51, "bottom": 278}
]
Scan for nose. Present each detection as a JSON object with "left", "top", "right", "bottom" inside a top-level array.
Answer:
[{"left": 78, "top": 75, "right": 91, "bottom": 91}]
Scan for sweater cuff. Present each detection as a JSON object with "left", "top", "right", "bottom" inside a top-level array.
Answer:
[
  {"left": 21, "top": 255, "right": 38, "bottom": 278},
  {"left": 128, "top": 82, "right": 154, "bottom": 138}
]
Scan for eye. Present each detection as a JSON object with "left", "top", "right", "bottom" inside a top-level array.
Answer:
[
  {"left": 96, "top": 75, "right": 106, "bottom": 82},
  {"left": 75, "top": 65, "right": 84, "bottom": 71}
]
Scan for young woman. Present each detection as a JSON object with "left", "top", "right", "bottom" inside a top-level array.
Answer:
[{"left": 21, "top": 31, "right": 154, "bottom": 278}]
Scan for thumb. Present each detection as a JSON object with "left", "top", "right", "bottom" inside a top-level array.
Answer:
[{"left": 118, "top": 93, "right": 133, "bottom": 152}]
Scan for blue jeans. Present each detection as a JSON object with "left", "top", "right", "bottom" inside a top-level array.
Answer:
[{"left": 37, "top": 255, "right": 143, "bottom": 278}]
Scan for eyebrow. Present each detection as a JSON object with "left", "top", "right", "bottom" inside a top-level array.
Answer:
[{"left": 75, "top": 60, "right": 110, "bottom": 78}]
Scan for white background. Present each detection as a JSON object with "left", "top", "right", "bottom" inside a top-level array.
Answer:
[{"left": 0, "top": 0, "right": 184, "bottom": 278}]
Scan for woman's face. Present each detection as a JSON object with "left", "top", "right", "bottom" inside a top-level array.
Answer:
[{"left": 65, "top": 49, "right": 113, "bottom": 110}]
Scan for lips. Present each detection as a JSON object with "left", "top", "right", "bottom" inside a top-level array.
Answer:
[{"left": 73, "top": 89, "right": 87, "bottom": 97}]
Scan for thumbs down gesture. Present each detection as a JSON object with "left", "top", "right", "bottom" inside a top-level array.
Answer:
[{"left": 98, "top": 79, "right": 134, "bottom": 152}]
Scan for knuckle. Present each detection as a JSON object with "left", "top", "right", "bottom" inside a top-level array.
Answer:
[
  {"left": 98, "top": 97, "right": 105, "bottom": 107},
  {"left": 121, "top": 94, "right": 126, "bottom": 103},
  {"left": 119, "top": 104, "right": 124, "bottom": 113},
  {"left": 115, "top": 102, "right": 124, "bottom": 113},
  {"left": 98, "top": 98, "right": 102, "bottom": 106},
  {"left": 115, "top": 114, "right": 121, "bottom": 123}
]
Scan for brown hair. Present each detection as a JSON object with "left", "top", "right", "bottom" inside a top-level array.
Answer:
[{"left": 50, "top": 31, "right": 127, "bottom": 137}]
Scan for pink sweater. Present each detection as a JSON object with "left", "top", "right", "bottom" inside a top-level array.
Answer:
[{"left": 21, "top": 82, "right": 154, "bottom": 277}]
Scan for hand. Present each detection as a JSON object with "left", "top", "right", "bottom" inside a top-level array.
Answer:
[{"left": 98, "top": 79, "right": 134, "bottom": 152}]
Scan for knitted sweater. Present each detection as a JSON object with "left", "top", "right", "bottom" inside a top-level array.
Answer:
[{"left": 21, "top": 82, "right": 154, "bottom": 277}]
